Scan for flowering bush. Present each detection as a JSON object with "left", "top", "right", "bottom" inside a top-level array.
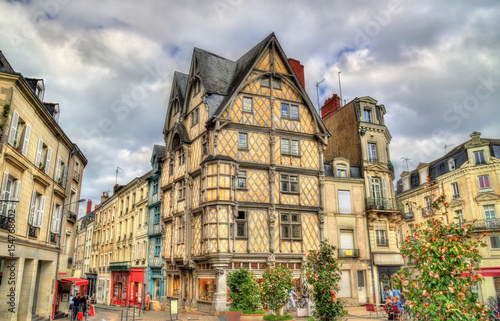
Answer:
[
  {"left": 305, "top": 240, "right": 347, "bottom": 321},
  {"left": 261, "top": 264, "right": 293, "bottom": 315},
  {"left": 394, "top": 177, "right": 488, "bottom": 320},
  {"left": 227, "top": 268, "right": 262, "bottom": 311}
]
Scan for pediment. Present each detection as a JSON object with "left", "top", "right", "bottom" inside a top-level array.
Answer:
[
  {"left": 416, "top": 162, "right": 429, "bottom": 170},
  {"left": 365, "top": 163, "right": 391, "bottom": 175},
  {"left": 448, "top": 198, "right": 464, "bottom": 208},
  {"left": 475, "top": 192, "right": 499, "bottom": 204}
]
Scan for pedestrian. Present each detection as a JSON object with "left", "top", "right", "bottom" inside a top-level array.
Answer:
[
  {"left": 385, "top": 295, "right": 394, "bottom": 320},
  {"left": 82, "top": 295, "right": 88, "bottom": 315},
  {"left": 72, "top": 293, "right": 81, "bottom": 321},
  {"left": 287, "top": 289, "right": 298, "bottom": 310},
  {"left": 145, "top": 292, "right": 151, "bottom": 311},
  {"left": 384, "top": 287, "right": 393, "bottom": 300},
  {"left": 392, "top": 288, "right": 401, "bottom": 300}
]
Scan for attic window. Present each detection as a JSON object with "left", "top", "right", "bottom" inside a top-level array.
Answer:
[
  {"left": 193, "top": 78, "right": 200, "bottom": 95},
  {"left": 173, "top": 100, "right": 180, "bottom": 114},
  {"left": 260, "top": 76, "right": 281, "bottom": 89},
  {"left": 448, "top": 159, "right": 455, "bottom": 171}
]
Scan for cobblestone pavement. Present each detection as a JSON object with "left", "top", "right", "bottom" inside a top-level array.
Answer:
[{"left": 60, "top": 305, "right": 384, "bottom": 321}]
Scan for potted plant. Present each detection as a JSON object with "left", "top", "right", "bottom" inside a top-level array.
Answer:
[
  {"left": 227, "top": 268, "right": 263, "bottom": 321},
  {"left": 261, "top": 265, "right": 294, "bottom": 321}
]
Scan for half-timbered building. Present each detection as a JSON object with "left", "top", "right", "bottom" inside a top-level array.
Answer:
[{"left": 160, "top": 33, "right": 329, "bottom": 312}]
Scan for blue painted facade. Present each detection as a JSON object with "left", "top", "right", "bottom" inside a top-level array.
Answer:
[{"left": 147, "top": 145, "right": 165, "bottom": 302}]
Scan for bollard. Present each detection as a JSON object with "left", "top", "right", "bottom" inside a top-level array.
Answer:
[
  {"left": 133, "top": 305, "right": 135, "bottom": 321},
  {"left": 126, "top": 308, "right": 129, "bottom": 321},
  {"left": 120, "top": 310, "right": 124, "bottom": 321}
]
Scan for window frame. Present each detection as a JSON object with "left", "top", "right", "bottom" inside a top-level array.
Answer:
[
  {"left": 242, "top": 97, "right": 253, "bottom": 113},
  {"left": 178, "top": 180, "right": 186, "bottom": 200},
  {"left": 238, "top": 132, "right": 248, "bottom": 150},
  {"left": 235, "top": 210, "right": 247, "bottom": 238},
  {"left": 280, "top": 103, "right": 299, "bottom": 120},
  {"left": 237, "top": 170, "right": 247, "bottom": 189},
  {"left": 490, "top": 236, "right": 500, "bottom": 249},
  {"left": 367, "top": 142, "right": 377, "bottom": 162},
  {"left": 448, "top": 159, "right": 456, "bottom": 171},
  {"left": 280, "top": 174, "right": 299, "bottom": 194},
  {"left": 451, "top": 182, "right": 460, "bottom": 199},
  {"left": 478, "top": 175, "right": 491, "bottom": 190},
  {"left": 280, "top": 212, "right": 302, "bottom": 240},
  {"left": 336, "top": 164, "right": 348, "bottom": 178},
  {"left": 191, "top": 107, "right": 199, "bottom": 127},
  {"left": 281, "top": 138, "right": 300, "bottom": 156},
  {"left": 474, "top": 150, "right": 486, "bottom": 165},
  {"left": 364, "top": 108, "right": 372, "bottom": 123},
  {"left": 375, "top": 229, "right": 388, "bottom": 246},
  {"left": 484, "top": 205, "right": 496, "bottom": 220}
]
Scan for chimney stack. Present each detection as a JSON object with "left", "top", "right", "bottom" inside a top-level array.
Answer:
[
  {"left": 86, "top": 199, "right": 92, "bottom": 214},
  {"left": 101, "top": 192, "right": 109, "bottom": 204},
  {"left": 320, "top": 94, "right": 341, "bottom": 119},
  {"left": 288, "top": 58, "right": 305, "bottom": 88}
]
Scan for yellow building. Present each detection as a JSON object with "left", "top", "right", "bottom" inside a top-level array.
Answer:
[
  {"left": 396, "top": 131, "right": 500, "bottom": 303},
  {"left": 92, "top": 172, "right": 149, "bottom": 307},
  {"left": 321, "top": 95, "right": 404, "bottom": 304},
  {"left": 0, "top": 51, "right": 87, "bottom": 320},
  {"left": 160, "top": 33, "right": 329, "bottom": 312}
]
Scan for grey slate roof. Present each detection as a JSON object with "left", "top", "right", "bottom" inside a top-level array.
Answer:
[
  {"left": 153, "top": 144, "right": 166, "bottom": 159},
  {"left": 0, "top": 51, "right": 15, "bottom": 73}
]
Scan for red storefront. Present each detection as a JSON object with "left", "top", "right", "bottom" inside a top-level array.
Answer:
[
  {"left": 52, "top": 277, "right": 89, "bottom": 319},
  {"left": 111, "top": 267, "right": 146, "bottom": 307}
]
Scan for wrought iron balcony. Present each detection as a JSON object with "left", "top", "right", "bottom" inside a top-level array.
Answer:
[
  {"left": 404, "top": 211, "right": 414, "bottom": 220},
  {"left": 109, "top": 261, "right": 131, "bottom": 271},
  {"left": 0, "top": 215, "right": 10, "bottom": 231},
  {"left": 471, "top": 219, "right": 500, "bottom": 231},
  {"left": 28, "top": 225, "right": 37, "bottom": 237},
  {"left": 338, "top": 249, "right": 360, "bottom": 258},
  {"left": 377, "top": 239, "right": 389, "bottom": 247},
  {"left": 67, "top": 211, "right": 77, "bottom": 223},
  {"left": 50, "top": 232, "right": 58, "bottom": 243},
  {"left": 365, "top": 197, "right": 403, "bottom": 212}
]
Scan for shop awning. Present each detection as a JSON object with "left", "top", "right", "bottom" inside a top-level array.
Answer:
[
  {"left": 60, "top": 278, "right": 89, "bottom": 286},
  {"left": 463, "top": 267, "right": 500, "bottom": 277}
]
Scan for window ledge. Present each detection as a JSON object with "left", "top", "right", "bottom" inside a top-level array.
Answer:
[{"left": 280, "top": 191, "right": 300, "bottom": 195}]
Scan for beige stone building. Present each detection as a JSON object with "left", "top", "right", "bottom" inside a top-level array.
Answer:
[
  {"left": 396, "top": 131, "right": 500, "bottom": 303},
  {"left": 324, "top": 158, "right": 372, "bottom": 305},
  {"left": 321, "top": 95, "right": 404, "bottom": 304},
  {"left": 0, "top": 51, "right": 87, "bottom": 320}
]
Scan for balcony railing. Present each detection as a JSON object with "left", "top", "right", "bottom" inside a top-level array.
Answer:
[
  {"left": 50, "top": 232, "right": 58, "bottom": 243},
  {"left": 67, "top": 211, "right": 77, "bottom": 223},
  {"left": 28, "top": 225, "right": 37, "bottom": 237},
  {"left": 377, "top": 239, "right": 389, "bottom": 247},
  {"left": 365, "top": 197, "right": 403, "bottom": 212},
  {"left": 0, "top": 215, "right": 11, "bottom": 231},
  {"left": 404, "top": 211, "right": 414, "bottom": 220},
  {"left": 109, "top": 261, "right": 131, "bottom": 271},
  {"left": 338, "top": 249, "right": 360, "bottom": 258},
  {"left": 472, "top": 219, "right": 500, "bottom": 231},
  {"left": 68, "top": 257, "right": 73, "bottom": 267}
]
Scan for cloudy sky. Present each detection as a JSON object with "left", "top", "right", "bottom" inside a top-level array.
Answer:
[{"left": 1, "top": 0, "right": 499, "bottom": 215}]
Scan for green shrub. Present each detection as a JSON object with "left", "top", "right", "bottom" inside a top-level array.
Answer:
[{"left": 227, "top": 268, "right": 262, "bottom": 311}]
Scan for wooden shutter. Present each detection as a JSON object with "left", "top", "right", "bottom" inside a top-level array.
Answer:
[
  {"left": 45, "top": 147, "right": 52, "bottom": 175},
  {"left": 381, "top": 177, "right": 387, "bottom": 198},
  {"left": 11, "top": 180, "right": 21, "bottom": 214},
  {"left": 7, "top": 110, "right": 19, "bottom": 145},
  {"left": 55, "top": 157, "right": 62, "bottom": 182},
  {"left": 21, "top": 124, "right": 31, "bottom": 156},
  {"left": 29, "top": 189, "right": 37, "bottom": 225},
  {"left": 0, "top": 172, "right": 9, "bottom": 215},
  {"left": 35, "top": 195, "right": 46, "bottom": 227},
  {"left": 51, "top": 203, "right": 58, "bottom": 233},
  {"left": 35, "top": 138, "right": 43, "bottom": 166}
]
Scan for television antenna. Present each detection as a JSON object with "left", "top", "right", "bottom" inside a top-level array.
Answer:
[
  {"left": 115, "top": 167, "right": 123, "bottom": 185},
  {"left": 401, "top": 157, "right": 411, "bottom": 172},
  {"left": 444, "top": 144, "right": 454, "bottom": 154},
  {"left": 316, "top": 78, "right": 325, "bottom": 110}
]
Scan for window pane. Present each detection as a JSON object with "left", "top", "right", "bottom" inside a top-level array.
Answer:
[
  {"left": 368, "top": 143, "right": 377, "bottom": 162},
  {"left": 291, "top": 214, "right": 299, "bottom": 222},
  {"left": 261, "top": 77, "right": 270, "bottom": 87},
  {"left": 281, "top": 139, "right": 289, "bottom": 154},
  {"left": 281, "top": 103, "right": 289, "bottom": 118},
  {"left": 490, "top": 236, "right": 500, "bottom": 249},
  {"left": 238, "top": 133, "right": 247, "bottom": 149},
  {"left": 290, "top": 106, "right": 299, "bottom": 120},
  {"left": 281, "top": 181, "right": 288, "bottom": 191},
  {"left": 238, "top": 178, "right": 246, "bottom": 188},
  {"left": 290, "top": 182, "right": 298, "bottom": 192},
  {"left": 485, "top": 205, "right": 496, "bottom": 220},
  {"left": 281, "top": 214, "right": 289, "bottom": 222},
  {"left": 364, "top": 109, "right": 371, "bottom": 123},
  {"left": 282, "top": 226, "right": 290, "bottom": 238},
  {"left": 292, "top": 225, "right": 301, "bottom": 238},
  {"left": 291, "top": 140, "right": 299, "bottom": 155},
  {"left": 272, "top": 79, "right": 281, "bottom": 89},
  {"left": 290, "top": 176, "right": 298, "bottom": 182},
  {"left": 237, "top": 223, "right": 246, "bottom": 237},
  {"left": 479, "top": 176, "right": 490, "bottom": 189},
  {"left": 243, "top": 97, "right": 252, "bottom": 113},
  {"left": 237, "top": 211, "right": 246, "bottom": 220},
  {"left": 338, "top": 190, "right": 352, "bottom": 214},
  {"left": 474, "top": 151, "right": 485, "bottom": 164}
]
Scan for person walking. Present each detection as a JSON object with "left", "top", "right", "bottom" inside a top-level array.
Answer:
[
  {"left": 72, "top": 293, "right": 81, "bottom": 321},
  {"left": 145, "top": 292, "right": 151, "bottom": 311}
]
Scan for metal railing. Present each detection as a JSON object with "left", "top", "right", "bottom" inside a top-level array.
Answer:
[
  {"left": 404, "top": 211, "right": 414, "bottom": 220},
  {"left": 365, "top": 197, "right": 404, "bottom": 212},
  {"left": 67, "top": 211, "right": 77, "bottom": 222},
  {"left": 377, "top": 239, "right": 389, "bottom": 247},
  {"left": 338, "top": 249, "right": 360, "bottom": 258},
  {"left": 471, "top": 219, "right": 500, "bottom": 231},
  {"left": 28, "top": 225, "right": 37, "bottom": 237}
]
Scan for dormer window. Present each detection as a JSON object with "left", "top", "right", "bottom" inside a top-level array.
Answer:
[
  {"left": 448, "top": 159, "right": 455, "bottom": 171},
  {"left": 364, "top": 108, "right": 372, "bottom": 123},
  {"left": 474, "top": 150, "right": 485, "bottom": 165},
  {"left": 419, "top": 168, "right": 428, "bottom": 185},
  {"left": 336, "top": 164, "right": 347, "bottom": 178}
]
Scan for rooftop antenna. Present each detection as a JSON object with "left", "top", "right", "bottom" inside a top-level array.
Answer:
[
  {"left": 401, "top": 157, "right": 411, "bottom": 172},
  {"left": 338, "top": 71, "right": 343, "bottom": 107},
  {"left": 444, "top": 144, "right": 454, "bottom": 154},
  {"left": 115, "top": 167, "right": 123, "bottom": 185},
  {"left": 316, "top": 78, "right": 325, "bottom": 110}
]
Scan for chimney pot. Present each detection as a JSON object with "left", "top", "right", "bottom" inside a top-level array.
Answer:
[{"left": 288, "top": 58, "right": 305, "bottom": 88}]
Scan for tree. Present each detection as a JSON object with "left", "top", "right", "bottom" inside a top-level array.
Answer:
[
  {"left": 227, "top": 268, "right": 262, "bottom": 312},
  {"left": 305, "top": 240, "right": 347, "bottom": 321},
  {"left": 261, "top": 264, "right": 293, "bottom": 316},
  {"left": 394, "top": 178, "right": 488, "bottom": 320}
]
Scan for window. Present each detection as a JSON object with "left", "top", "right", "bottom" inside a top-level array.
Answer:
[
  {"left": 242, "top": 97, "right": 253, "bottom": 113},
  {"left": 340, "top": 230, "right": 354, "bottom": 250},
  {"left": 236, "top": 211, "right": 247, "bottom": 237},
  {"left": 191, "top": 107, "right": 199, "bottom": 126},
  {"left": 261, "top": 76, "right": 281, "bottom": 89},
  {"left": 173, "top": 100, "right": 180, "bottom": 114},
  {"left": 280, "top": 213, "right": 301, "bottom": 240},
  {"left": 280, "top": 174, "right": 299, "bottom": 193},
  {"left": 338, "top": 190, "right": 352, "bottom": 214},
  {"left": 237, "top": 171, "right": 246, "bottom": 189},
  {"left": 177, "top": 216, "right": 184, "bottom": 243},
  {"left": 238, "top": 133, "right": 248, "bottom": 149},
  {"left": 178, "top": 180, "right": 185, "bottom": 200},
  {"left": 0, "top": 172, "right": 21, "bottom": 218},
  {"left": 202, "top": 134, "right": 209, "bottom": 155},
  {"left": 455, "top": 209, "right": 463, "bottom": 224},
  {"left": 49, "top": 204, "right": 62, "bottom": 234},
  {"left": 8, "top": 111, "right": 32, "bottom": 157},
  {"left": 367, "top": 143, "right": 377, "bottom": 162},
  {"left": 281, "top": 138, "right": 299, "bottom": 156},
  {"left": 484, "top": 205, "right": 496, "bottom": 220},
  {"left": 364, "top": 109, "right": 372, "bottom": 123},
  {"left": 474, "top": 150, "right": 485, "bottom": 165},
  {"left": 490, "top": 236, "right": 500, "bottom": 249},
  {"left": 35, "top": 138, "right": 47, "bottom": 169},
  {"left": 451, "top": 182, "right": 460, "bottom": 199},
  {"left": 407, "top": 204, "right": 414, "bottom": 217},
  {"left": 152, "top": 179, "right": 159, "bottom": 195},
  {"left": 376, "top": 229, "right": 388, "bottom": 246},
  {"left": 178, "top": 148, "right": 185, "bottom": 166},
  {"left": 28, "top": 190, "right": 46, "bottom": 228},
  {"left": 424, "top": 196, "right": 431, "bottom": 211},
  {"left": 193, "top": 78, "right": 200, "bottom": 95},
  {"left": 478, "top": 175, "right": 490, "bottom": 189},
  {"left": 55, "top": 157, "right": 66, "bottom": 186},
  {"left": 337, "top": 165, "right": 347, "bottom": 178},
  {"left": 280, "top": 103, "right": 299, "bottom": 120},
  {"left": 448, "top": 159, "right": 456, "bottom": 171}
]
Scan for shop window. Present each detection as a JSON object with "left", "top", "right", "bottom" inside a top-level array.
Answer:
[{"left": 199, "top": 278, "right": 216, "bottom": 301}]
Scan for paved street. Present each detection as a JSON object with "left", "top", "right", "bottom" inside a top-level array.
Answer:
[{"left": 60, "top": 305, "right": 384, "bottom": 321}]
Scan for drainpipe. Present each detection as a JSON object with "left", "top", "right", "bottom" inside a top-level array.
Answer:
[{"left": 358, "top": 124, "right": 377, "bottom": 304}]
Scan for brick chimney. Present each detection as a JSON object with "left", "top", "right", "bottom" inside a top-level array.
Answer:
[
  {"left": 320, "top": 94, "right": 341, "bottom": 119},
  {"left": 86, "top": 199, "right": 92, "bottom": 214},
  {"left": 288, "top": 58, "right": 305, "bottom": 88}
]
